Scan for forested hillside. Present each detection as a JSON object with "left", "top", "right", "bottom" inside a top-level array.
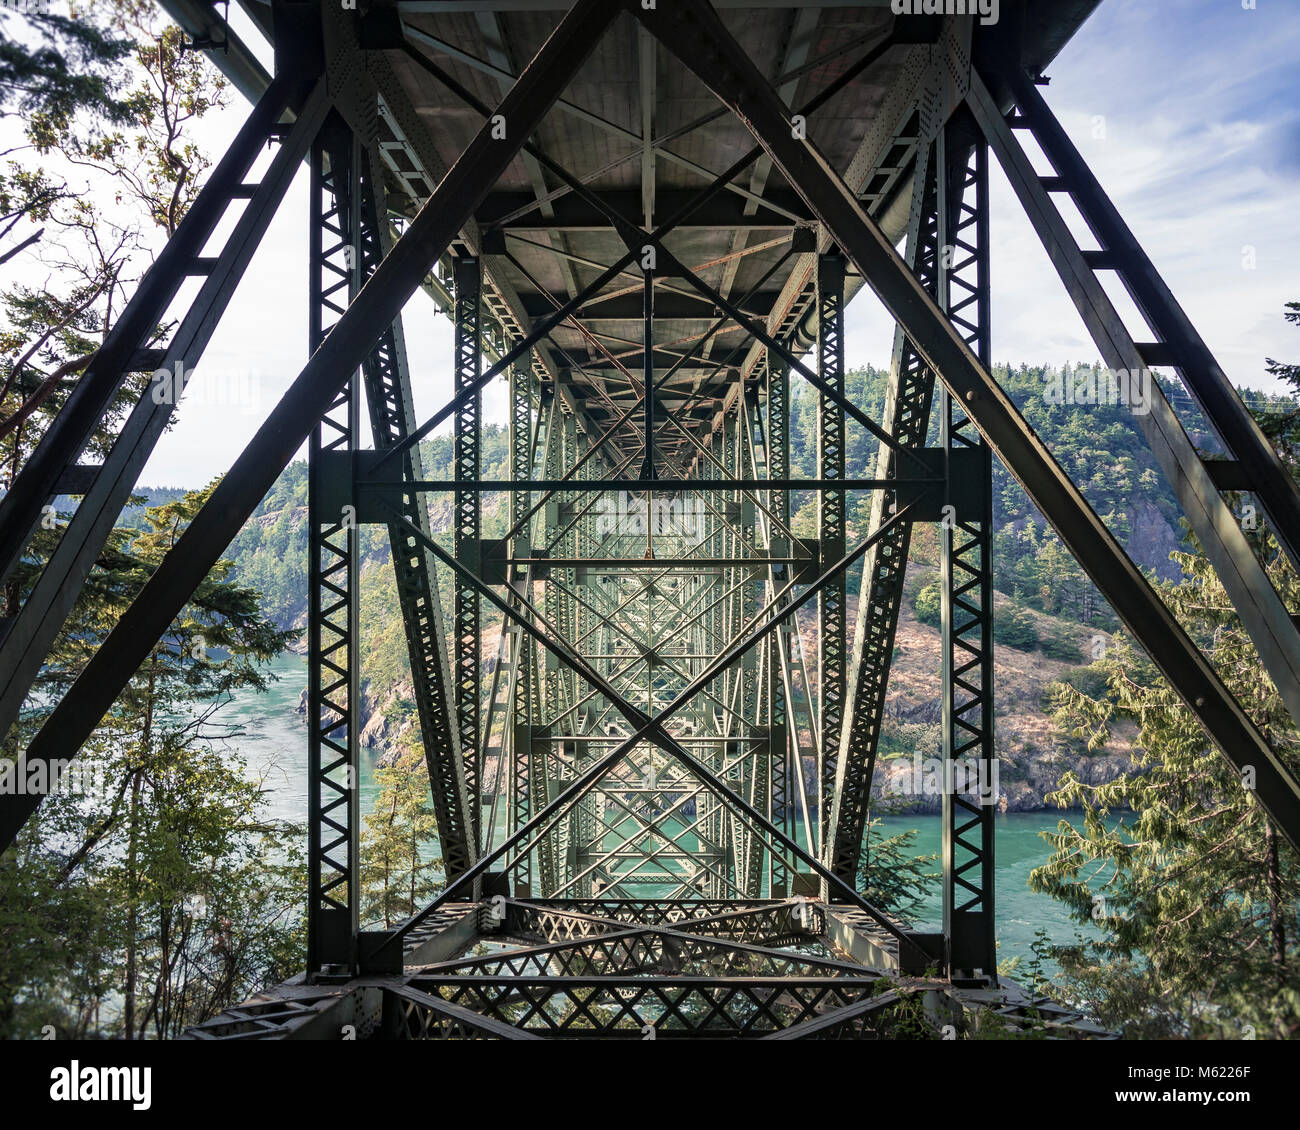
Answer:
[
  {"left": 120, "top": 364, "right": 1298, "bottom": 808},
  {"left": 132, "top": 361, "right": 1294, "bottom": 636}
]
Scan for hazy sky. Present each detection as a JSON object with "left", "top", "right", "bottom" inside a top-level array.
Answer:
[{"left": 48, "top": 1, "right": 1300, "bottom": 487}]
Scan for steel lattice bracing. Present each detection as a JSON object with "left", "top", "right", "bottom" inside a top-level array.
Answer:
[
  {"left": 4, "top": 0, "right": 1297, "bottom": 1038},
  {"left": 816, "top": 253, "right": 847, "bottom": 853},
  {"left": 937, "top": 115, "right": 996, "bottom": 976},
  {"left": 357, "top": 150, "right": 477, "bottom": 885},
  {"left": 453, "top": 256, "right": 485, "bottom": 840},
  {"left": 829, "top": 138, "right": 941, "bottom": 886},
  {"left": 306, "top": 116, "right": 361, "bottom": 970}
]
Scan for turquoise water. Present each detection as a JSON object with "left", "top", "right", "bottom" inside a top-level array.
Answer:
[
  {"left": 872, "top": 812, "right": 1097, "bottom": 964},
  {"left": 226, "top": 651, "right": 384, "bottom": 825},
  {"left": 228, "top": 653, "right": 1093, "bottom": 965}
]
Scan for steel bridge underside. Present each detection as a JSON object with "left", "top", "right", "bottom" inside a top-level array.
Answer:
[
  {"left": 184, "top": 897, "right": 1110, "bottom": 1040},
  {"left": 4, "top": 0, "right": 1300, "bottom": 1039}
]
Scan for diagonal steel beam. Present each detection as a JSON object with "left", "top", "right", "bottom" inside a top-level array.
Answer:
[
  {"left": 376, "top": 498, "right": 928, "bottom": 956},
  {"left": 0, "top": 76, "right": 328, "bottom": 748},
  {"left": 627, "top": 0, "right": 1300, "bottom": 852},
  {"left": 967, "top": 66, "right": 1300, "bottom": 735},
  {"left": 0, "top": 0, "right": 623, "bottom": 850},
  {"left": 988, "top": 58, "right": 1300, "bottom": 576}
]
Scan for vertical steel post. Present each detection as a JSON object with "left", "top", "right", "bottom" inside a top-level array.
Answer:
[
  {"left": 307, "top": 114, "right": 361, "bottom": 973},
  {"left": 641, "top": 265, "right": 656, "bottom": 481},
  {"left": 766, "top": 357, "right": 792, "bottom": 896},
  {"left": 454, "top": 256, "right": 483, "bottom": 851},
  {"left": 938, "top": 120, "right": 997, "bottom": 978},
  {"left": 538, "top": 394, "right": 562, "bottom": 895},
  {"left": 817, "top": 252, "right": 847, "bottom": 859},
  {"left": 355, "top": 148, "right": 476, "bottom": 884},
  {"left": 510, "top": 356, "right": 533, "bottom": 894},
  {"left": 828, "top": 140, "right": 939, "bottom": 887}
]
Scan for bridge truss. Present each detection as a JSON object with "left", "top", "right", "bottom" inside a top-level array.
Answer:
[{"left": 2, "top": 0, "right": 1299, "bottom": 1039}]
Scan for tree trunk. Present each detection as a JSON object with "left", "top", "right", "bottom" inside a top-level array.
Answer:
[{"left": 1266, "top": 821, "right": 1286, "bottom": 977}]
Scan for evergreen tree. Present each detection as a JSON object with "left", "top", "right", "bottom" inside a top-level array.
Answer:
[
  {"left": 1258, "top": 301, "right": 1300, "bottom": 462},
  {"left": 858, "top": 818, "right": 938, "bottom": 923},
  {"left": 359, "top": 743, "right": 443, "bottom": 929},
  {"left": 0, "top": 485, "right": 303, "bottom": 1038},
  {"left": 1033, "top": 537, "right": 1300, "bottom": 1037}
]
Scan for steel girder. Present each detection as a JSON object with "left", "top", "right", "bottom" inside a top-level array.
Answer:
[
  {"left": 307, "top": 115, "right": 363, "bottom": 971},
  {"left": 356, "top": 152, "right": 477, "bottom": 884},
  {"left": 0, "top": 0, "right": 622, "bottom": 850},
  {"left": 937, "top": 117, "right": 996, "bottom": 976},
  {"left": 627, "top": 0, "right": 1300, "bottom": 855},
  {"left": 0, "top": 74, "right": 327, "bottom": 758}
]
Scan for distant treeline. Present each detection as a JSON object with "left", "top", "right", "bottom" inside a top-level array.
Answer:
[{"left": 125, "top": 364, "right": 1296, "bottom": 632}]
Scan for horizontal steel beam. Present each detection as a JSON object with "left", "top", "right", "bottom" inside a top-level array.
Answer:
[
  {"left": 481, "top": 189, "right": 810, "bottom": 232},
  {"left": 358, "top": 477, "right": 935, "bottom": 492},
  {"left": 526, "top": 290, "right": 783, "bottom": 322}
]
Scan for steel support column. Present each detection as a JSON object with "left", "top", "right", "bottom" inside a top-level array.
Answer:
[
  {"left": 307, "top": 115, "right": 361, "bottom": 973},
  {"left": 509, "top": 357, "right": 535, "bottom": 894},
  {"left": 764, "top": 358, "right": 793, "bottom": 896},
  {"left": 829, "top": 140, "right": 940, "bottom": 885},
  {"left": 454, "top": 256, "right": 484, "bottom": 848},
  {"left": 937, "top": 119, "right": 996, "bottom": 977},
  {"left": 356, "top": 149, "right": 476, "bottom": 883},
  {"left": 816, "top": 252, "right": 846, "bottom": 857}
]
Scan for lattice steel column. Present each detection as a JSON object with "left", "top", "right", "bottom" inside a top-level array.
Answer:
[
  {"left": 307, "top": 115, "right": 360, "bottom": 973},
  {"left": 829, "top": 142, "right": 940, "bottom": 885},
  {"left": 454, "top": 256, "right": 483, "bottom": 849},
  {"left": 938, "top": 120, "right": 996, "bottom": 977},
  {"left": 509, "top": 357, "right": 534, "bottom": 894},
  {"left": 765, "top": 357, "right": 793, "bottom": 896},
  {"left": 554, "top": 413, "right": 578, "bottom": 891},
  {"left": 356, "top": 149, "right": 476, "bottom": 884},
  {"left": 572, "top": 427, "right": 597, "bottom": 898},
  {"left": 536, "top": 394, "right": 562, "bottom": 895},
  {"left": 817, "top": 252, "right": 847, "bottom": 854},
  {"left": 741, "top": 385, "right": 768, "bottom": 897}
]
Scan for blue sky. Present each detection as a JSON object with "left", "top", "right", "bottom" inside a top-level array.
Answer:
[{"left": 123, "top": 1, "right": 1300, "bottom": 485}]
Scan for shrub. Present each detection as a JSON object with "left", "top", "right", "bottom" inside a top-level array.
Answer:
[
  {"left": 1058, "top": 662, "right": 1110, "bottom": 699},
  {"left": 996, "top": 605, "right": 1039, "bottom": 651},
  {"left": 913, "top": 581, "right": 942, "bottom": 627},
  {"left": 1040, "top": 632, "right": 1083, "bottom": 663}
]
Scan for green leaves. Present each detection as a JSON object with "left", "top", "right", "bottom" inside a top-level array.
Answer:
[
  {"left": 0, "top": 482, "right": 304, "bottom": 1038},
  {"left": 856, "top": 818, "right": 938, "bottom": 922},
  {"left": 0, "top": 9, "right": 133, "bottom": 144},
  {"left": 359, "top": 745, "right": 443, "bottom": 930},
  {"left": 1030, "top": 530, "right": 1300, "bottom": 1037}
]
